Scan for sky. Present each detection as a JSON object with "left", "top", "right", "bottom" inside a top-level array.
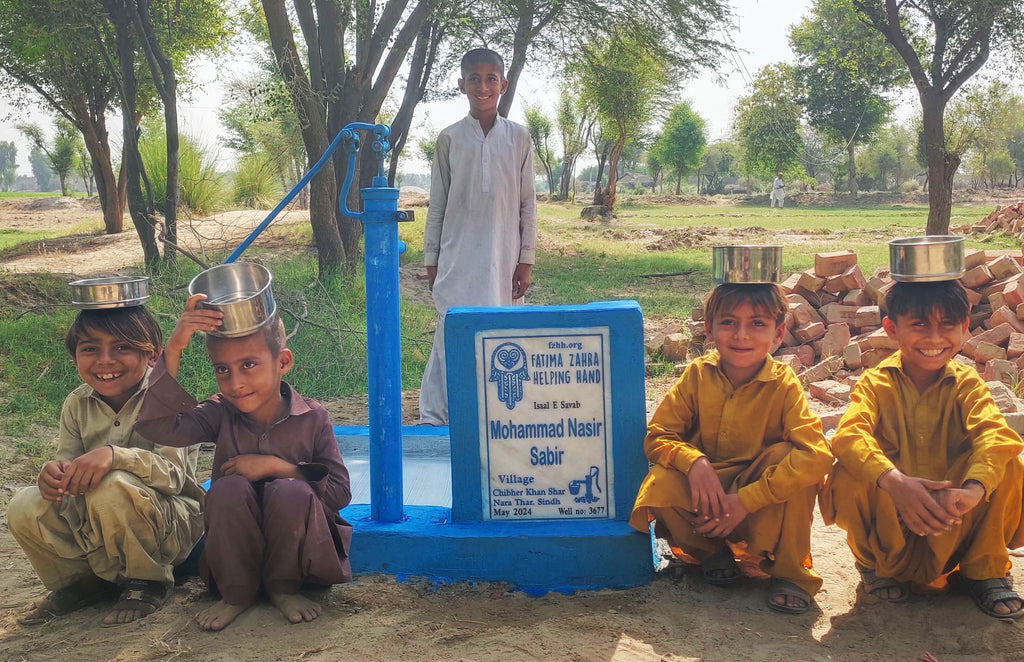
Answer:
[{"left": 0, "top": 0, "right": 815, "bottom": 179}]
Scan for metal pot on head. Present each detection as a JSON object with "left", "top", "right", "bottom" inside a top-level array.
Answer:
[
  {"left": 188, "top": 262, "right": 276, "bottom": 337},
  {"left": 712, "top": 245, "right": 784, "bottom": 284}
]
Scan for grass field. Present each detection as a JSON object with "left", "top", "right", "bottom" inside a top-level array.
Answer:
[{"left": 0, "top": 199, "right": 1012, "bottom": 456}]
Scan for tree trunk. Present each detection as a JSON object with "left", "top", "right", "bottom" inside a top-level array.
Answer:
[
  {"left": 112, "top": 19, "right": 160, "bottom": 268},
  {"left": 847, "top": 141, "right": 858, "bottom": 196},
  {"left": 605, "top": 126, "right": 627, "bottom": 211},
  {"left": 263, "top": 0, "right": 345, "bottom": 276},
  {"left": 80, "top": 116, "right": 123, "bottom": 233},
  {"left": 921, "top": 91, "right": 954, "bottom": 235}
]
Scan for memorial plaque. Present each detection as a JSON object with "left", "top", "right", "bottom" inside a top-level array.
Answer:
[{"left": 476, "top": 327, "right": 613, "bottom": 521}]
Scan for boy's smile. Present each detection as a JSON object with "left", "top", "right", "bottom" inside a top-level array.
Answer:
[
  {"left": 73, "top": 328, "right": 155, "bottom": 412},
  {"left": 459, "top": 62, "right": 507, "bottom": 121},
  {"left": 207, "top": 332, "right": 293, "bottom": 428},
  {"left": 883, "top": 311, "right": 969, "bottom": 390},
  {"left": 706, "top": 301, "right": 785, "bottom": 387}
]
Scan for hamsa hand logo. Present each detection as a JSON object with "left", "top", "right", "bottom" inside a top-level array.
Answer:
[{"left": 489, "top": 342, "right": 530, "bottom": 410}]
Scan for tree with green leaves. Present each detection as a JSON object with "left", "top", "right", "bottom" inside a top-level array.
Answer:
[
  {"left": 554, "top": 87, "right": 592, "bottom": 201},
  {"left": 575, "top": 29, "right": 669, "bottom": 211},
  {"left": 790, "top": 0, "right": 907, "bottom": 196},
  {"left": 0, "top": 141, "right": 15, "bottom": 191},
  {"left": 652, "top": 102, "right": 706, "bottom": 195},
  {"left": 524, "top": 104, "right": 557, "bottom": 196},
  {"left": 699, "top": 141, "right": 737, "bottom": 195},
  {"left": 29, "top": 147, "right": 52, "bottom": 191},
  {"left": 853, "top": 0, "right": 1024, "bottom": 233},
  {"left": 858, "top": 122, "right": 916, "bottom": 191},
  {"left": 0, "top": 0, "right": 124, "bottom": 231},
  {"left": 19, "top": 119, "right": 80, "bottom": 195},
  {"left": 955, "top": 81, "right": 1023, "bottom": 189},
  {"left": 733, "top": 64, "right": 805, "bottom": 184}
]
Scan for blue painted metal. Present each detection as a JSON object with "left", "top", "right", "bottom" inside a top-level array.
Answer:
[
  {"left": 341, "top": 504, "right": 651, "bottom": 593},
  {"left": 333, "top": 122, "right": 405, "bottom": 523}
]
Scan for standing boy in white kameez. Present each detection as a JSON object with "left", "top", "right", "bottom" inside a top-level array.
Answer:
[{"left": 419, "top": 47, "right": 538, "bottom": 425}]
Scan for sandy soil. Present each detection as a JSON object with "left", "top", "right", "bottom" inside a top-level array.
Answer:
[{"left": 2, "top": 198, "right": 1023, "bottom": 661}]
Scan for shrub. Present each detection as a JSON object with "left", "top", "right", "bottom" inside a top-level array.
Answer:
[
  {"left": 233, "top": 153, "right": 283, "bottom": 209},
  {"left": 139, "top": 130, "right": 228, "bottom": 216}
]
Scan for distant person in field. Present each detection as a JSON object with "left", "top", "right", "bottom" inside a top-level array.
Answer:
[
  {"left": 770, "top": 172, "right": 785, "bottom": 208},
  {"left": 419, "top": 47, "right": 538, "bottom": 425}
]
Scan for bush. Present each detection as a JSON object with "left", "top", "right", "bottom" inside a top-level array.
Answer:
[
  {"left": 900, "top": 179, "right": 920, "bottom": 193},
  {"left": 232, "top": 153, "right": 283, "bottom": 209},
  {"left": 139, "top": 130, "right": 228, "bottom": 216}
]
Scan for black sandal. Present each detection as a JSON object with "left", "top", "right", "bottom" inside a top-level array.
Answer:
[
  {"left": 701, "top": 547, "right": 740, "bottom": 586},
  {"left": 956, "top": 575, "right": 1024, "bottom": 620},
  {"left": 18, "top": 576, "right": 118, "bottom": 626}
]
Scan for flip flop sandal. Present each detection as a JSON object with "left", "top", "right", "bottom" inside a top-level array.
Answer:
[
  {"left": 701, "top": 547, "right": 740, "bottom": 586},
  {"left": 18, "top": 576, "right": 118, "bottom": 626},
  {"left": 955, "top": 575, "right": 1024, "bottom": 620},
  {"left": 765, "top": 577, "right": 812, "bottom": 615},
  {"left": 856, "top": 564, "right": 910, "bottom": 603},
  {"left": 100, "top": 579, "right": 170, "bottom": 627}
]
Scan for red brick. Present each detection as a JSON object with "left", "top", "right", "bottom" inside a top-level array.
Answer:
[
  {"left": 962, "top": 322, "right": 1015, "bottom": 360},
  {"left": 661, "top": 333, "right": 689, "bottom": 361},
  {"left": 819, "top": 303, "right": 860, "bottom": 325},
  {"left": 855, "top": 305, "right": 882, "bottom": 328},
  {"left": 819, "top": 323, "right": 851, "bottom": 359},
  {"left": 780, "top": 326, "right": 798, "bottom": 348},
  {"left": 776, "top": 344, "right": 815, "bottom": 367},
  {"left": 860, "top": 348, "right": 893, "bottom": 368},
  {"left": 839, "top": 264, "right": 868, "bottom": 291},
  {"left": 798, "top": 270, "right": 826, "bottom": 292},
  {"left": 690, "top": 306, "right": 704, "bottom": 321},
  {"left": 988, "top": 306, "right": 1024, "bottom": 333},
  {"left": 987, "top": 291, "right": 1006, "bottom": 311},
  {"left": 1008, "top": 333, "right": 1024, "bottom": 359},
  {"left": 808, "top": 379, "right": 848, "bottom": 405},
  {"left": 799, "top": 355, "right": 844, "bottom": 382},
  {"left": 774, "top": 353, "right": 803, "bottom": 373},
  {"left": 964, "top": 248, "right": 987, "bottom": 270},
  {"left": 842, "top": 289, "right": 873, "bottom": 306},
  {"left": 779, "top": 273, "right": 801, "bottom": 294},
  {"left": 975, "top": 340, "right": 1008, "bottom": 363},
  {"left": 814, "top": 250, "right": 857, "bottom": 277},
  {"left": 988, "top": 255, "right": 1023, "bottom": 280},
  {"left": 843, "top": 342, "right": 863, "bottom": 369},
  {"left": 1004, "top": 279, "right": 1024, "bottom": 309},
  {"left": 961, "top": 264, "right": 994, "bottom": 289},
  {"left": 981, "top": 358, "right": 1018, "bottom": 386},
  {"left": 789, "top": 301, "right": 823, "bottom": 326},
  {"left": 822, "top": 273, "right": 848, "bottom": 294},
  {"left": 962, "top": 285, "right": 983, "bottom": 308},
  {"left": 858, "top": 327, "right": 899, "bottom": 351},
  {"left": 794, "top": 321, "right": 827, "bottom": 343}
]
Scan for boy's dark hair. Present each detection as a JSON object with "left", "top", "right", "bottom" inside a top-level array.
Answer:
[
  {"left": 65, "top": 306, "right": 163, "bottom": 358},
  {"left": 461, "top": 48, "right": 504, "bottom": 77},
  {"left": 883, "top": 280, "right": 970, "bottom": 323},
  {"left": 705, "top": 283, "right": 787, "bottom": 326},
  {"left": 206, "top": 315, "right": 287, "bottom": 357}
]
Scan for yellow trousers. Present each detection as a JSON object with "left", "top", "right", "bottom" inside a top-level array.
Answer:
[
  {"left": 7, "top": 470, "right": 203, "bottom": 590},
  {"left": 822, "top": 455, "right": 1024, "bottom": 585},
  {"left": 630, "top": 442, "right": 823, "bottom": 596}
]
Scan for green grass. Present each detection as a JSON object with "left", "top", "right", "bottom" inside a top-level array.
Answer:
[
  {"left": 0, "top": 191, "right": 64, "bottom": 199},
  {"left": 0, "top": 199, "right": 1010, "bottom": 434},
  {"left": 0, "top": 221, "right": 103, "bottom": 254}
]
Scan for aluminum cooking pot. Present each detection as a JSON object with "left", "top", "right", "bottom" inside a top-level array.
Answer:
[
  {"left": 888, "top": 236, "right": 965, "bottom": 282},
  {"left": 69, "top": 275, "right": 150, "bottom": 309},
  {"left": 188, "top": 262, "right": 276, "bottom": 337},
  {"left": 712, "top": 245, "right": 783, "bottom": 284}
]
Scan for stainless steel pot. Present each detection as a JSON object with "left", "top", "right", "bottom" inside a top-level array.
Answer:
[
  {"left": 888, "top": 236, "right": 965, "bottom": 282},
  {"left": 188, "top": 262, "right": 276, "bottom": 337},
  {"left": 712, "top": 245, "right": 783, "bottom": 284},
  {"left": 69, "top": 276, "right": 150, "bottom": 309}
]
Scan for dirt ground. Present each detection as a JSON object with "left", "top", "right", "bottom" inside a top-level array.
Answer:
[{"left": 2, "top": 198, "right": 1024, "bottom": 661}]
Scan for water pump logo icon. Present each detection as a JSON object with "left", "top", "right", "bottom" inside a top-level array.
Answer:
[
  {"left": 568, "top": 466, "right": 602, "bottom": 504},
  {"left": 489, "top": 342, "right": 530, "bottom": 410}
]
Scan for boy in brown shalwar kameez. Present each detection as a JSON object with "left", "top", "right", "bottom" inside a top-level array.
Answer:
[{"left": 135, "top": 294, "right": 352, "bottom": 631}]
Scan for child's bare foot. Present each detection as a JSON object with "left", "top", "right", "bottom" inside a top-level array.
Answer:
[
  {"left": 102, "top": 579, "right": 169, "bottom": 626},
  {"left": 856, "top": 564, "right": 909, "bottom": 603},
  {"left": 269, "top": 592, "right": 322, "bottom": 624},
  {"left": 197, "top": 599, "right": 253, "bottom": 631}
]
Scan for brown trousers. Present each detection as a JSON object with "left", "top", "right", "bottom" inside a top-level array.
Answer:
[{"left": 201, "top": 474, "right": 350, "bottom": 604}]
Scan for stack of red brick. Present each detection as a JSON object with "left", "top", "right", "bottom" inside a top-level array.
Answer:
[
  {"left": 650, "top": 247, "right": 1024, "bottom": 431},
  {"left": 960, "top": 201, "right": 1024, "bottom": 238}
]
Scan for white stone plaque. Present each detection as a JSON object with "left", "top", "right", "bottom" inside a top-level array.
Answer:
[{"left": 477, "top": 327, "right": 613, "bottom": 521}]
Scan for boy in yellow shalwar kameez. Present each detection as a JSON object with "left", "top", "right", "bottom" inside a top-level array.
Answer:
[
  {"left": 630, "top": 283, "right": 833, "bottom": 614},
  {"left": 822, "top": 279, "right": 1024, "bottom": 619}
]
